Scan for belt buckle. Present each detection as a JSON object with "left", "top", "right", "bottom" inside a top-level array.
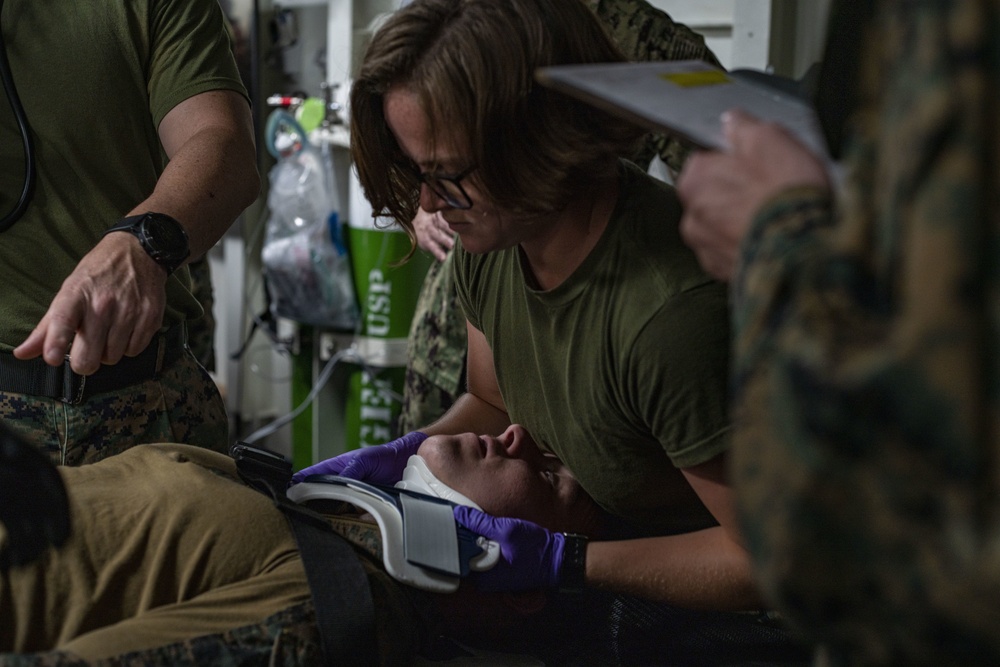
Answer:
[{"left": 61, "top": 356, "right": 86, "bottom": 405}]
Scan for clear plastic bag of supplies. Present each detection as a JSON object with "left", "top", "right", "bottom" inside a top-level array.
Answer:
[{"left": 261, "top": 110, "right": 358, "bottom": 330}]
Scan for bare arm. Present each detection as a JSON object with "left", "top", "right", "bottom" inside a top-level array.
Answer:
[
  {"left": 14, "top": 90, "right": 259, "bottom": 375},
  {"left": 443, "top": 285, "right": 756, "bottom": 609},
  {"left": 136, "top": 89, "right": 259, "bottom": 258},
  {"left": 586, "top": 454, "right": 761, "bottom": 610},
  {"left": 422, "top": 321, "right": 511, "bottom": 437}
]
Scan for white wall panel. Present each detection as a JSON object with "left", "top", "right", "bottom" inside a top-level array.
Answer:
[
  {"left": 648, "top": 0, "right": 734, "bottom": 26},
  {"left": 646, "top": 0, "right": 831, "bottom": 75}
]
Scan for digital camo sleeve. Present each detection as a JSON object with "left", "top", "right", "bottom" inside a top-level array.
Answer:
[
  {"left": 727, "top": 1, "right": 1000, "bottom": 662},
  {"left": 586, "top": 0, "right": 723, "bottom": 173}
]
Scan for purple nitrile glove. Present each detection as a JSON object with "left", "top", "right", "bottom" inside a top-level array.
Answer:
[
  {"left": 290, "top": 431, "right": 428, "bottom": 486},
  {"left": 452, "top": 505, "right": 565, "bottom": 592}
]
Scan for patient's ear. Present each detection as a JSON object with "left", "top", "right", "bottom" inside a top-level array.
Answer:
[{"left": 501, "top": 590, "right": 548, "bottom": 616}]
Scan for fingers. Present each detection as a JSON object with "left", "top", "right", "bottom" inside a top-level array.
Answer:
[
  {"left": 418, "top": 226, "right": 454, "bottom": 261},
  {"left": 684, "top": 234, "right": 737, "bottom": 282},
  {"left": 677, "top": 154, "right": 741, "bottom": 282},
  {"left": 122, "top": 309, "right": 162, "bottom": 359},
  {"left": 430, "top": 211, "right": 451, "bottom": 235},
  {"left": 13, "top": 299, "right": 169, "bottom": 378},
  {"left": 676, "top": 150, "right": 748, "bottom": 282},
  {"left": 291, "top": 461, "right": 335, "bottom": 483},
  {"left": 55, "top": 304, "right": 161, "bottom": 375},
  {"left": 453, "top": 505, "right": 521, "bottom": 538},
  {"left": 13, "top": 299, "right": 82, "bottom": 367},
  {"left": 12, "top": 326, "right": 53, "bottom": 365},
  {"left": 720, "top": 108, "right": 764, "bottom": 154},
  {"left": 290, "top": 452, "right": 352, "bottom": 483},
  {"left": 16, "top": 233, "right": 172, "bottom": 374},
  {"left": 336, "top": 457, "right": 366, "bottom": 480},
  {"left": 413, "top": 210, "right": 455, "bottom": 261},
  {"left": 677, "top": 108, "right": 831, "bottom": 283},
  {"left": 721, "top": 107, "right": 827, "bottom": 184},
  {"left": 453, "top": 505, "right": 493, "bottom": 536},
  {"left": 721, "top": 108, "right": 795, "bottom": 158},
  {"left": 425, "top": 240, "right": 450, "bottom": 262}
]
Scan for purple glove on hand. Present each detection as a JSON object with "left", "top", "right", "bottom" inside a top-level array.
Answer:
[
  {"left": 453, "top": 505, "right": 565, "bottom": 592},
  {"left": 290, "top": 431, "right": 428, "bottom": 486}
]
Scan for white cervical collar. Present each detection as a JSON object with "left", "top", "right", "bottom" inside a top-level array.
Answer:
[
  {"left": 286, "top": 454, "right": 499, "bottom": 593},
  {"left": 395, "top": 455, "right": 481, "bottom": 510}
]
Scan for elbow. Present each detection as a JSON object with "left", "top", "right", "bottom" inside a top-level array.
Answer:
[
  {"left": 225, "top": 121, "right": 263, "bottom": 211},
  {"left": 725, "top": 539, "right": 769, "bottom": 612},
  {"left": 240, "top": 161, "right": 262, "bottom": 210},
  {"left": 230, "top": 144, "right": 261, "bottom": 212}
]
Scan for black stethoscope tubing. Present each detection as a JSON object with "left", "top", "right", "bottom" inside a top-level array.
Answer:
[{"left": 0, "top": 0, "right": 36, "bottom": 231}]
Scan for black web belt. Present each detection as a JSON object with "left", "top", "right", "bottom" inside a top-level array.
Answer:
[
  {"left": 0, "top": 324, "right": 187, "bottom": 404},
  {"left": 232, "top": 442, "right": 377, "bottom": 667}
]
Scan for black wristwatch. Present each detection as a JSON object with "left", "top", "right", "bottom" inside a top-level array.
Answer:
[
  {"left": 558, "top": 533, "right": 589, "bottom": 593},
  {"left": 104, "top": 212, "right": 190, "bottom": 275}
]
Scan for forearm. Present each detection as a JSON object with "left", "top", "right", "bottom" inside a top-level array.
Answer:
[
  {"left": 586, "top": 526, "right": 760, "bottom": 611},
  {"left": 728, "top": 170, "right": 984, "bottom": 622},
  {"left": 137, "top": 91, "right": 260, "bottom": 260},
  {"left": 133, "top": 126, "right": 258, "bottom": 259},
  {"left": 421, "top": 392, "right": 511, "bottom": 438}
]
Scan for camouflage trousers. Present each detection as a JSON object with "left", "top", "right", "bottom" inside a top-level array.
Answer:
[
  {"left": 0, "top": 602, "right": 322, "bottom": 667},
  {"left": 186, "top": 256, "right": 217, "bottom": 373},
  {"left": 0, "top": 595, "right": 419, "bottom": 667},
  {"left": 0, "top": 350, "right": 228, "bottom": 466}
]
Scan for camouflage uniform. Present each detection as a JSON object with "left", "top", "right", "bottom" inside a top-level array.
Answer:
[
  {"left": 583, "top": 0, "right": 724, "bottom": 174},
  {"left": 0, "top": 259, "right": 227, "bottom": 465},
  {"left": 186, "top": 256, "right": 217, "bottom": 373},
  {"left": 0, "top": 0, "right": 238, "bottom": 466},
  {"left": 0, "top": 350, "right": 228, "bottom": 466},
  {"left": 398, "top": 0, "right": 721, "bottom": 434},
  {"left": 0, "top": 603, "right": 322, "bottom": 667},
  {"left": 729, "top": 0, "right": 1000, "bottom": 664}
]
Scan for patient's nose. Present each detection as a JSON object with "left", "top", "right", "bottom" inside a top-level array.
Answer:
[{"left": 498, "top": 425, "right": 541, "bottom": 462}]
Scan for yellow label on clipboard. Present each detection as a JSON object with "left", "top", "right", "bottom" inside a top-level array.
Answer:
[{"left": 660, "top": 70, "right": 730, "bottom": 87}]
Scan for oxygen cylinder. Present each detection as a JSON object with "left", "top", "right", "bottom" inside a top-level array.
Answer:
[{"left": 343, "top": 171, "right": 431, "bottom": 450}]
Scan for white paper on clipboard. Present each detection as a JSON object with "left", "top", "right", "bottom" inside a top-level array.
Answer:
[{"left": 535, "top": 60, "right": 830, "bottom": 160}]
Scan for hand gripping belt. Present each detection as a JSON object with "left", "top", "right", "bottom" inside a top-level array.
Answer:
[{"left": 232, "top": 443, "right": 377, "bottom": 667}]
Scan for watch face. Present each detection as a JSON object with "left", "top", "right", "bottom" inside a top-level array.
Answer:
[{"left": 140, "top": 214, "right": 189, "bottom": 262}]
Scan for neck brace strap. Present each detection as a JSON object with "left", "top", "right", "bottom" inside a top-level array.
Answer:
[{"left": 286, "top": 457, "right": 499, "bottom": 593}]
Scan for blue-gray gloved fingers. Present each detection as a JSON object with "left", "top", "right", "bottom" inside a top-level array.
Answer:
[
  {"left": 0, "top": 426, "right": 71, "bottom": 571},
  {"left": 290, "top": 431, "right": 428, "bottom": 486},
  {"left": 452, "top": 505, "right": 565, "bottom": 592}
]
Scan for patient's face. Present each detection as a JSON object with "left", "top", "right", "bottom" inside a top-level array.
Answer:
[{"left": 417, "top": 425, "right": 602, "bottom": 536}]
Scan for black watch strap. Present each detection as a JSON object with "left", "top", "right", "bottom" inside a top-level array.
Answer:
[
  {"left": 104, "top": 212, "right": 190, "bottom": 275},
  {"left": 558, "top": 533, "right": 588, "bottom": 593}
]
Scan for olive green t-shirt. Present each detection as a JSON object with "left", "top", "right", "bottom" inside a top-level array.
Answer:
[
  {"left": 454, "top": 161, "right": 730, "bottom": 535},
  {"left": 0, "top": 0, "right": 248, "bottom": 350}
]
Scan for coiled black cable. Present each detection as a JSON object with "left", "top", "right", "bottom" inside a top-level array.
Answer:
[{"left": 0, "top": 0, "right": 36, "bottom": 231}]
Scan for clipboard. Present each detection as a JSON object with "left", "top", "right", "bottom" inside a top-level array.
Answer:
[{"left": 535, "top": 59, "right": 829, "bottom": 159}]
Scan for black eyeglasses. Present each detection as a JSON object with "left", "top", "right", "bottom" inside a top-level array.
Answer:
[{"left": 412, "top": 163, "right": 477, "bottom": 210}]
